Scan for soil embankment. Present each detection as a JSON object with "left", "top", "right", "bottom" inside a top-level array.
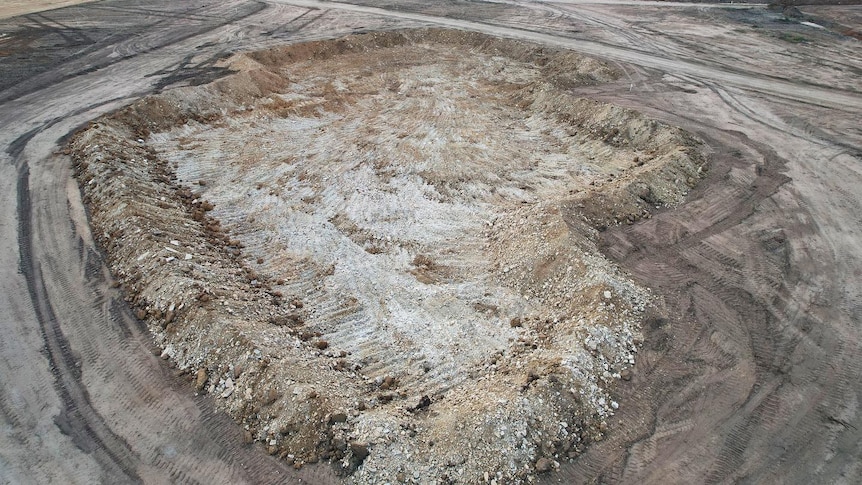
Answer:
[{"left": 69, "top": 28, "right": 705, "bottom": 483}]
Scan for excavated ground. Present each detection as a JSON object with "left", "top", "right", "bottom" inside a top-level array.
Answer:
[{"left": 68, "top": 28, "right": 705, "bottom": 484}]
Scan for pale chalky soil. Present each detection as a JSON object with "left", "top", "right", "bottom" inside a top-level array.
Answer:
[{"left": 72, "top": 29, "right": 705, "bottom": 484}]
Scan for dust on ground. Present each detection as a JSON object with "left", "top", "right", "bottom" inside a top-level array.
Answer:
[
  {"left": 0, "top": 0, "right": 99, "bottom": 20},
  {"left": 68, "top": 28, "right": 705, "bottom": 484}
]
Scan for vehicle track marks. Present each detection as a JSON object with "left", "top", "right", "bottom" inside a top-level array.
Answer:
[{"left": 16, "top": 162, "right": 143, "bottom": 483}]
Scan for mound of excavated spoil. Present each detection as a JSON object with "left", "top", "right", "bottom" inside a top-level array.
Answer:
[{"left": 69, "top": 29, "right": 706, "bottom": 484}]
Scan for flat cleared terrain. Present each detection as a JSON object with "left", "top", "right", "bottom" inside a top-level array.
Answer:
[{"left": 0, "top": 1, "right": 860, "bottom": 484}]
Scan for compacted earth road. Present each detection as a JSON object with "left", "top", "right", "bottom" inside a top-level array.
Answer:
[{"left": 1, "top": 0, "right": 860, "bottom": 483}]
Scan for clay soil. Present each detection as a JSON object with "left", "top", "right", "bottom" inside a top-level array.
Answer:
[{"left": 1, "top": 1, "right": 860, "bottom": 484}]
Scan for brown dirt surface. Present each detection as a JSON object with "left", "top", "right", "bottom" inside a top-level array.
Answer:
[
  {"left": 1, "top": 1, "right": 860, "bottom": 484},
  {"left": 67, "top": 28, "right": 706, "bottom": 483}
]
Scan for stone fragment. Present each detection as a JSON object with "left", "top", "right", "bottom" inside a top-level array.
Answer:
[
  {"left": 330, "top": 412, "right": 348, "bottom": 424},
  {"left": 535, "top": 457, "right": 554, "bottom": 474},
  {"left": 195, "top": 368, "right": 208, "bottom": 391},
  {"left": 350, "top": 442, "right": 370, "bottom": 462}
]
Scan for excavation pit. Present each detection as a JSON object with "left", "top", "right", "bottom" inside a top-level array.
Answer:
[{"left": 70, "top": 28, "right": 706, "bottom": 484}]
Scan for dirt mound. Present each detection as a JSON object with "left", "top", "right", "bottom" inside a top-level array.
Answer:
[{"left": 68, "top": 28, "right": 706, "bottom": 484}]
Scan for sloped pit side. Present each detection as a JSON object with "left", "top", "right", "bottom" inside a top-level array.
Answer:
[{"left": 69, "top": 28, "right": 707, "bottom": 484}]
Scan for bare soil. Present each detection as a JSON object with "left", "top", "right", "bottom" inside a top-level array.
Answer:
[
  {"left": 68, "top": 29, "right": 705, "bottom": 483},
  {"left": 0, "top": 0, "right": 99, "bottom": 20},
  {"left": 1, "top": 1, "right": 859, "bottom": 484}
]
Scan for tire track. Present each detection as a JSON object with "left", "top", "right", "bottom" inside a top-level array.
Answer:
[
  {"left": 277, "top": 0, "right": 862, "bottom": 110},
  {"left": 24, "top": 133, "right": 336, "bottom": 484},
  {"left": 555, "top": 83, "right": 859, "bottom": 485},
  {"left": 2, "top": 1, "right": 860, "bottom": 483},
  {"left": 0, "top": 0, "right": 267, "bottom": 103},
  {"left": 2, "top": 2, "right": 358, "bottom": 483},
  {"left": 16, "top": 162, "right": 143, "bottom": 484}
]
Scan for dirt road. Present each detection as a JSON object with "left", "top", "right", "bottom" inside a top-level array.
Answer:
[
  {"left": 0, "top": 0, "right": 99, "bottom": 20},
  {"left": 1, "top": 0, "right": 859, "bottom": 483}
]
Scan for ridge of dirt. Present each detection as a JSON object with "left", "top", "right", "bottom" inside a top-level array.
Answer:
[{"left": 67, "top": 28, "right": 706, "bottom": 484}]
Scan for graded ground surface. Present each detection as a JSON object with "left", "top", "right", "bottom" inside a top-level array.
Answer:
[{"left": 1, "top": 1, "right": 860, "bottom": 484}]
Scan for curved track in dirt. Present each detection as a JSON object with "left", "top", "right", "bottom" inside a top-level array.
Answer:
[{"left": 1, "top": 0, "right": 859, "bottom": 484}]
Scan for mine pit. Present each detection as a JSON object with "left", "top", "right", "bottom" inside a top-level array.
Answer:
[{"left": 69, "top": 28, "right": 705, "bottom": 484}]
